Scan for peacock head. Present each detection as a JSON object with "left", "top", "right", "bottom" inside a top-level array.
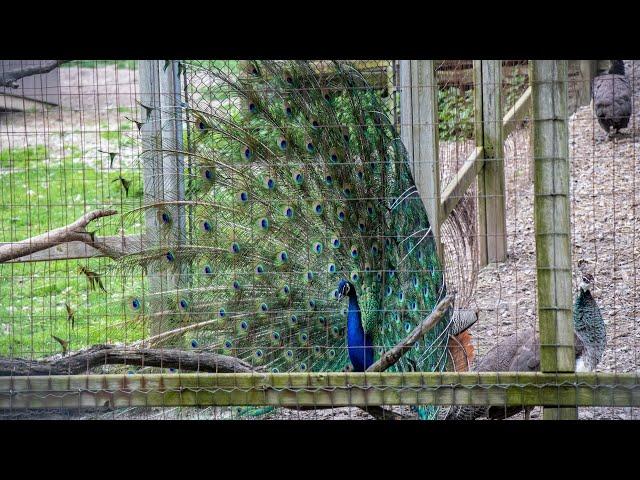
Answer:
[
  {"left": 337, "top": 279, "right": 356, "bottom": 301},
  {"left": 579, "top": 273, "right": 594, "bottom": 293}
]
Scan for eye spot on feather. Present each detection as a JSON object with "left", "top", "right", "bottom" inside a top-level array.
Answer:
[
  {"left": 327, "top": 349, "right": 336, "bottom": 358},
  {"left": 293, "top": 171, "right": 304, "bottom": 185},
  {"left": 224, "top": 340, "right": 233, "bottom": 349},
  {"left": 219, "top": 308, "right": 226, "bottom": 318},
  {"left": 282, "top": 284, "right": 290, "bottom": 295},
  {"left": 264, "top": 177, "right": 275, "bottom": 189},
  {"left": 179, "top": 299, "right": 189, "bottom": 310},
  {"left": 203, "top": 265, "right": 212, "bottom": 275},
  {"left": 232, "top": 280, "right": 241, "bottom": 290},
  {"left": 259, "top": 303, "right": 268, "bottom": 313},
  {"left": 200, "top": 220, "right": 212, "bottom": 233},
  {"left": 255, "top": 264, "right": 265, "bottom": 275},
  {"left": 243, "top": 146, "right": 252, "bottom": 160},
  {"left": 271, "top": 331, "right": 280, "bottom": 341},
  {"left": 350, "top": 246, "right": 359, "bottom": 258},
  {"left": 283, "top": 206, "right": 294, "bottom": 219},
  {"left": 165, "top": 251, "right": 175, "bottom": 262},
  {"left": 313, "top": 242, "right": 323, "bottom": 254},
  {"left": 240, "top": 320, "right": 249, "bottom": 331},
  {"left": 337, "top": 209, "right": 346, "bottom": 221},
  {"left": 203, "top": 168, "right": 214, "bottom": 180},
  {"left": 231, "top": 242, "right": 241, "bottom": 254},
  {"left": 306, "top": 141, "right": 315, "bottom": 153},
  {"left": 279, "top": 138, "right": 288, "bottom": 150},
  {"left": 331, "top": 237, "right": 341, "bottom": 249},
  {"left": 350, "top": 271, "right": 359, "bottom": 283},
  {"left": 130, "top": 298, "right": 141, "bottom": 310},
  {"left": 327, "top": 263, "right": 336, "bottom": 273},
  {"left": 385, "top": 285, "right": 393, "bottom": 297},
  {"left": 325, "top": 174, "right": 333, "bottom": 186},
  {"left": 299, "top": 362, "right": 308, "bottom": 371},
  {"left": 289, "top": 315, "right": 298, "bottom": 326},
  {"left": 313, "top": 203, "right": 323, "bottom": 214},
  {"left": 259, "top": 218, "right": 269, "bottom": 231},
  {"left": 305, "top": 271, "right": 314, "bottom": 282},
  {"left": 238, "top": 191, "right": 249, "bottom": 203},
  {"left": 332, "top": 289, "right": 340, "bottom": 299},
  {"left": 254, "top": 349, "right": 264, "bottom": 359},
  {"left": 191, "top": 339, "right": 199, "bottom": 348},
  {"left": 248, "top": 102, "right": 257, "bottom": 113},
  {"left": 308, "top": 299, "right": 316, "bottom": 310}
]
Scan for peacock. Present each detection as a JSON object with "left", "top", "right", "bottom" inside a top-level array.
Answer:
[
  {"left": 116, "top": 60, "right": 476, "bottom": 419},
  {"left": 442, "top": 270, "right": 606, "bottom": 420},
  {"left": 593, "top": 60, "right": 632, "bottom": 139}
]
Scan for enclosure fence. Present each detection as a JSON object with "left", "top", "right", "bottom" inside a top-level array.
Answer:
[{"left": 0, "top": 60, "right": 638, "bottom": 420}]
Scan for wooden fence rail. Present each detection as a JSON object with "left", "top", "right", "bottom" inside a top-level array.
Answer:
[{"left": 1, "top": 372, "right": 638, "bottom": 410}]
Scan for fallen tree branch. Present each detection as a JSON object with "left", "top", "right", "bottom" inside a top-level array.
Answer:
[
  {"left": 0, "top": 344, "right": 255, "bottom": 376},
  {"left": 367, "top": 295, "right": 454, "bottom": 373},
  {"left": 0, "top": 209, "right": 119, "bottom": 263},
  {"left": 0, "top": 60, "right": 70, "bottom": 89}
]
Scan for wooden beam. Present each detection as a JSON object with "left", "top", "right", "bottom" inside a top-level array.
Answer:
[
  {"left": 475, "top": 60, "right": 506, "bottom": 265},
  {"left": 139, "top": 60, "right": 186, "bottom": 340},
  {"left": 578, "top": 61, "right": 597, "bottom": 107},
  {"left": 502, "top": 86, "right": 532, "bottom": 139},
  {"left": 530, "top": 60, "right": 575, "bottom": 420},
  {"left": 399, "top": 60, "right": 443, "bottom": 259},
  {"left": 440, "top": 147, "right": 484, "bottom": 222},
  {"left": 1, "top": 372, "right": 638, "bottom": 410}
]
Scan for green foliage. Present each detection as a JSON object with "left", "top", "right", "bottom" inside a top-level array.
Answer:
[
  {"left": 438, "top": 87, "right": 474, "bottom": 141},
  {"left": 0, "top": 145, "right": 48, "bottom": 169},
  {"left": 64, "top": 60, "right": 137, "bottom": 70}
]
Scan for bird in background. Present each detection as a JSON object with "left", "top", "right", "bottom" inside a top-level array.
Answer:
[
  {"left": 593, "top": 60, "right": 632, "bottom": 139},
  {"left": 442, "top": 265, "right": 606, "bottom": 420},
  {"left": 115, "top": 60, "right": 477, "bottom": 419}
]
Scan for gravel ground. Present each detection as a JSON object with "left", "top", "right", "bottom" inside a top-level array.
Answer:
[{"left": 1, "top": 63, "right": 638, "bottom": 420}]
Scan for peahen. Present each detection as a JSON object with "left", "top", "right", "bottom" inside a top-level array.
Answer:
[
  {"left": 117, "top": 60, "right": 476, "bottom": 419},
  {"left": 592, "top": 60, "right": 632, "bottom": 139},
  {"left": 442, "top": 271, "right": 606, "bottom": 420}
]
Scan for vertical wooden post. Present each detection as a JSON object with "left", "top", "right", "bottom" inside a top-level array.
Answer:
[
  {"left": 475, "top": 60, "right": 506, "bottom": 266},
  {"left": 530, "top": 60, "right": 576, "bottom": 420},
  {"left": 399, "top": 60, "right": 443, "bottom": 260},
  {"left": 579, "top": 60, "right": 597, "bottom": 107},
  {"left": 138, "top": 60, "right": 185, "bottom": 340}
]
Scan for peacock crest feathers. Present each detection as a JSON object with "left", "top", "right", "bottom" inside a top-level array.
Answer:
[{"left": 116, "top": 60, "right": 458, "bottom": 383}]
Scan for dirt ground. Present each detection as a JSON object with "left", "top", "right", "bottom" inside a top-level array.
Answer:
[{"left": 1, "top": 62, "right": 638, "bottom": 420}]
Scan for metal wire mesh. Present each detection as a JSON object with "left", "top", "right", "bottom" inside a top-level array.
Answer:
[{"left": 0, "top": 60, "right": 638, "bottom": 420}]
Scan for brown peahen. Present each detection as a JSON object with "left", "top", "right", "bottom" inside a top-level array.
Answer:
[
  {"left": 593, "top": 60, "right": 632, "bottom": 139},
  {"left": 116, "top": 60, "right": 477, "bottom": 419},
  {"left": 442, "top": 271, "right": 606, "bottom": 420}
]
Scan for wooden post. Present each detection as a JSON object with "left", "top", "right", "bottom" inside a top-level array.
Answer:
[
  {"left": 138, "top": 60, "right": 186, "bottom": 340},
  {"left": 399, "top": 60, "right": 443, "bottom": 260},
  {"left": 530, "top": 60, "right": 576, "bottom": 420},
  {"left": 579, "top": 60, "right": 597, "bottom": 107},
  {"left": 475, "top": 60, "right": 506, "bottom": 266}
]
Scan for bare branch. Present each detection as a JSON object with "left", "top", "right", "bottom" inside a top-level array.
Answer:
[
  {"left": 0, "top": 209, "right": 117, "bottom": 263},
  {"left": 0, "top": 60, "right": 71, "bottom": 89},
  {"left": 367, "top": 295, "right": 454, "bottom": 373},
  {"left": 0, "top": 344, "right": 255, "bottom": 376}
]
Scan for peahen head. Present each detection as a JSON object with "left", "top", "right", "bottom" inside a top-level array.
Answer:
[
  {"left": 609, "top": 60, "right": 625, "bottom": 76},
  {"left": 578, "top": 273, "right": 594, "bottom": 293},
  {"left": 337, "top": 279, "right": 356, "bottom": 301}
]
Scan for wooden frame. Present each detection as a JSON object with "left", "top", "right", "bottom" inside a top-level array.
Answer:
[{"left": 2, "top": 372, "right": 638, "bottom": 410}]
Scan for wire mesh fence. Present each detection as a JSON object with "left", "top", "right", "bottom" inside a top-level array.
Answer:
[{"left": 0, "top": 59, "right": 638, "bottom": 420}]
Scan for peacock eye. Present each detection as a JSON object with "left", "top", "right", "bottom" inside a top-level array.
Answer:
[
  {"left": 231, "top": 242, "right": 241, "bottom": 253},
  {"left": 219, "top": 308, "right": 226, "bottom": 318},
  {"left": 243, "top": 147, "right": 252, "bottom": 159},
  {"left": 204, "top": 265, "right": 212, "bottom": 274},
  {"left": 191, "top": 339, "right": 199, "bottom": 348}
]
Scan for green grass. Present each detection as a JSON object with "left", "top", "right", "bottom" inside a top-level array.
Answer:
[
  {"left": 64, "top": 60, "right": 137, "bottom": 70},
  {"left": 0, "top": 146, "right": 146, "bottom": 358}
]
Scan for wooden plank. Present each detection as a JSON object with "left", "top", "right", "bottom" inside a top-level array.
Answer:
[
  {"left": 578, "top": 61, "right": 597, "bottom": 107},
  {"left": 530, "top": 60, "right": 575, "bottom": 420},
  {"left": 440, "top": 147, "right": 484, "bottom": 222},
  {"left": 1, "top": 372, "right": 638, "bottom": 409},
  {"left": 502, "top": 86, "right": 532, "bottom": 139},
  {"left": 476, "top": 60, "right": 506, "bottom": 265},
  {"left": 139, "top": 60, "right": 186, "bottom": 340},
  {"left": 399, "top": 60, "right": 442, "bottom": 259}
]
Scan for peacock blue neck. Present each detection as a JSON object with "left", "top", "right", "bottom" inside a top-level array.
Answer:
[{"left": 346, "top": 294, "right": 375, "bottom": 371}]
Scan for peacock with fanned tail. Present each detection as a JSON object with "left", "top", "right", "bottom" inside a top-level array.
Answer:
[{"left": 117, "top": 60, "right": 476, "bottom": 419}]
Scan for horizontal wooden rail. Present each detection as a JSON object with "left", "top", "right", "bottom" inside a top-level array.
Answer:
[
  {"left": 1, "top": 372, "right": 638, "bottom": 410},
  {"left": 439, "top": 86, "right": 531, "bottom": 224}
]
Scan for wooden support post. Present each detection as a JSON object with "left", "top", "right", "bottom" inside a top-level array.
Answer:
[
  {"left": 530, "top": 60, "right": 576, "bottom": 420},
  {"left": 475, "top": 60, "right": 506, "bottom": 266},
  {"left": 399, "top": 60, "right": 443, "bottom": 260},
  {"left": 579, "top": 60, "right": 597, "bottom": 107},
  {"left": 139, "top": 60, "right": 186, "bottom": 341}
]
